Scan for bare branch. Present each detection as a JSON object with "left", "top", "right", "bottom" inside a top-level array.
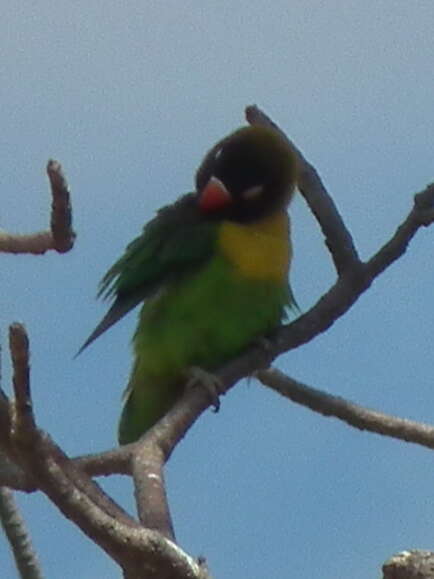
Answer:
[
  {"left": 366, "top": 183, "right": 434, "bottom": 278},
  {"left": 0, "top": 391, "right": 12, "bottom": 450},
  {"left": 383, "top": 550, "right": 434, "bottom": 579},
  {"left": 0, "top": 487, "right": 44, "bottom": 579},
  {"left": 256, "top": 368, "right": 434, "bottom": 449},
  {"left": 21, "top": 441, "right": 203, "bottom": 579},
  {"left": 9, "top": 324, "right": 34, "bottom": 434},
  {"left": 8, "top": 324, "right": 137, "bottom": 527},
  {"left": 75, "top": 445, "right": 133, "bottom": 477},
  {"left": 4, "top": 324, "right": 209, "bottom": 578},
  {"left": 254, "top": 181, "right": 434, "bottom": 361},
  {"left": 0, "top": 442, "right": 134, "bottom": 492},
  {"left": 127, "top": 382, "right": 220, "bottom": 538},
  {"left": 132, "top": 445, "right": 175, "bottom": 540},
  {"left": 245, "top": 105, "right": 360, "bottom": 273},
  {"left": 0, "top": 455, "right": 32, "bottom": 492},
  {"left": 0, "top": 160, "right": 75, "bottom": 255},
  {"left": 46, "top": 160, "right": 75, "bottom": 252}
]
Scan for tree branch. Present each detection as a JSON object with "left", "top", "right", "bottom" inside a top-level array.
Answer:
[
  {"left": 256, "top": 368, "right": 434, "bottom": 449},
  {"left": 0, "top": 486, "right": 44, "bottom": 579},
  {"left": 383, "top": 550, "right": 434, "bottom": 579},
  {"left": 0, "top": 160, "right": 75, "bottom": 255},
  {"left": 132, "top": 445, "right": 175, "bottom": 541},
  {"left": 4, "top": 324, "right": 209, "bottom": 578},
  {"left": 8, "top": 324, "right": 138, "bottom": 528},
  {"left": 245, "top": 104, "right": 360, "bottom": 274},
  {"left": 366, "top": 183, "right": 434, "bottom": 278},
  {"left": 9, "top": 323, "right": 34, "bottom": 434}
]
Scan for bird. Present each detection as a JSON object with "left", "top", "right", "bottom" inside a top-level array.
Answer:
[{"left": 79, "top": 124, "right": 299, "bottom": 444}]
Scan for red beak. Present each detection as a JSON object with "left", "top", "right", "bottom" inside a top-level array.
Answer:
[{"left": 199, "top": 177, "right": 232, "bottom": 212}]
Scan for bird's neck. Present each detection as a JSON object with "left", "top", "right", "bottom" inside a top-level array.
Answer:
[{"left": 218, "top": 211, "right": 291, "bottom": 282}]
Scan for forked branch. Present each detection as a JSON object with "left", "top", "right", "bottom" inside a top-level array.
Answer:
[{"left": 0, "top": 160, "right": 75, "bottom": 255}]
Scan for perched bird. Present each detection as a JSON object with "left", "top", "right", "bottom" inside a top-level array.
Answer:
[{"left": 79, "top": 125, "right": 298, "bottom": 444}]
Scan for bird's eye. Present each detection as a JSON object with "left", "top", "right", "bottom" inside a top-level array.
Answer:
[{"left": 242, "top": 185, "right": 264, "bottom": 199}]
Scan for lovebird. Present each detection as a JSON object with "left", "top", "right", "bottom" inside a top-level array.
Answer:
[{"left": 80, "top": 125, "right": 298, "bottom": 444}]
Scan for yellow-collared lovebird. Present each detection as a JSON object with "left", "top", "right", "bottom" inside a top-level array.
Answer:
[{"left": 79, "top": 125, "right": 298, "bottom": 444}]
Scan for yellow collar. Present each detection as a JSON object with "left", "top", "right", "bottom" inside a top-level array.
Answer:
[{"left": 218, "top": 212, "right": 291, "bottom": 282}]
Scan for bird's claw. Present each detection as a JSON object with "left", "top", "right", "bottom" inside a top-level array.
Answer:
[{"left": 185, "top": 366, "right": 223, "bottom": 412}]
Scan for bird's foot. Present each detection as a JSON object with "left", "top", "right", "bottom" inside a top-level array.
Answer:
[{"left": 185, "top": 366, "right": 223, "bottom": 412}]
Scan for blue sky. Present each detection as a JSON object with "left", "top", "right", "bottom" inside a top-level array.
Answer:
[{"left": 1, "top": 2, "right": 433, "bottom": 577}]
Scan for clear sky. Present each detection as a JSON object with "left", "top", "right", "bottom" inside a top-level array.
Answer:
[{"left": 1, "top": 2, "right": 433, "bottom": 577}]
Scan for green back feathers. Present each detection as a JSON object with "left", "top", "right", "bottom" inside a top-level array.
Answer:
[
  {"left": 99, "top": 194, "right": 217, "bottom": 299},
  {"left": 78, "top": 194, "right": 218, "bottom": 353}
]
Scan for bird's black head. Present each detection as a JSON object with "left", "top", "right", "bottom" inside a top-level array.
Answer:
[{"left": 195, "top": 126, "right": 297, "bottom": 223}]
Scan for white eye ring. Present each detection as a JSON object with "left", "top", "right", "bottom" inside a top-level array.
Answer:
[{"left": 242, "top": 184, "right": 264, "bottom": 199}]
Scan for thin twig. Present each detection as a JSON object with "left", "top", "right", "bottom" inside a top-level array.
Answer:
[
  {"left": 46, "top": 160, "right": 75, "bottom": 253},
  {"left": 9, "top": 324, "right": 34, "bottom": 435},
  {"left": 245, "top": 105, "right": 360, "bottom": 273},
  {"left": 265, "top": 181, "right": 434, "bottom": 357},
  {"left": 0, "top": 486, "right": 44, "bottom": 579},
  {"left": 0, "top": 160, "right": 75, "bottom": 255},
  {"left": 256, "top": 368, "right": 434, "bottom": 449},
  {"left": 366, "top": 183, "right": 434, "bottom": 278}
]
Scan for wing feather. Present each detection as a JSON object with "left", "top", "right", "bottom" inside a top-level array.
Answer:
[{"left": 77, "top": 193, "right": 217, "bottom": 354}]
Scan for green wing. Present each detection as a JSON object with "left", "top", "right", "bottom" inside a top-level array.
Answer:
[{"left": 78, "top": 193, "right": 218, "bottom": 354}]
